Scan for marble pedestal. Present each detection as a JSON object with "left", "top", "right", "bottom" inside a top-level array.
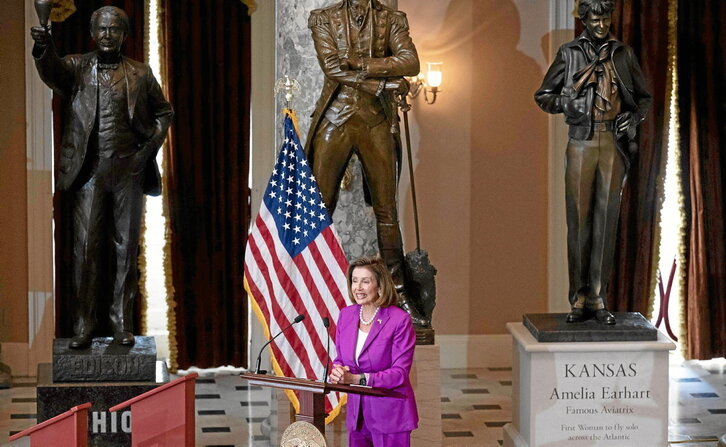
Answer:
[
  {"left": 504, "top": 322, "right": 675, "bottom": 447},
  {"left": 411, "top": 344, "right": 441, "bottom": 447}
]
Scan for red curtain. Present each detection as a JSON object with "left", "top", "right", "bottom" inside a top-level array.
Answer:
[
  {"left": 50, "top": 0, "right": 146, "bottom": 337},
  {"left": 162, "top": 0, "right": 252, "bottom": 368},
  {"left": 577, "top": 1, "right": 670, "bottom": 315},
  {"left": 678, "top": 0, "right": 726, "bottom": 360}
]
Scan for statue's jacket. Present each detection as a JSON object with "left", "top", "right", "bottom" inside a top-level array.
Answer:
[
  {"left": 304, "top": 0, "right": 419, "bottom": 177},
  {"left": 33, "top": 45, "right": 173, "bottom": 195},
  {"left": 534, "top": 31, "right": 652, "bottom": 164}
]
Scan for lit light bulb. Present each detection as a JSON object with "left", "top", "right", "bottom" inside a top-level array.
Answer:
[{"left": 426, "top": 62, "right": 443, "bottom": 89}]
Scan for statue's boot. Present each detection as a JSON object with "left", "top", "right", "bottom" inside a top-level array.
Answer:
[
  {"left": 594, "top": 309, "right": 616, "bottom": 324},
  {"left": 392, "top": 265, "right": 430, "bottom": 328},
  {"left": 566, "top": 292, "right": 587, "bottom": 323},
  {"left": 398, "top": 289, "right": 431, "bottom": 328},
  {"left": 587, "top": 295, "right": 615, "bottom": 325},
  {"left": 69, "top": 333, "right": 92, "bottom": 350},
  {"left": 378, "top": 223, "right": 430, "bottom": 327},
  {"left": 566, "top": 307, "right": 586, "bottom": 323},
  {"left": 113, "top": 331, "right": 135, "bottom": 346},
  {"left": 111, "top": 296, "right": 136, "bottom": 346}
]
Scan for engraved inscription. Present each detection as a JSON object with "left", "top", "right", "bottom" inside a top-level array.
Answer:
[
  {"left": 57, "top": 356, "right": 141, "bottom": 377},
  {"left": 54, "top": 354, "right": 153, "bottom": 381},
  {"left": 92, "top": 411, "right": 132, "bottom": 434}
]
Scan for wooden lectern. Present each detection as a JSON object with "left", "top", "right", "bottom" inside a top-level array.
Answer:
[
  {"left": 109, "top": 372, "right": 198, "bottom": 447},
  {"left": 8, "top": 402, "right": 91, "bottom": 447},
  {"left": 241, "top": 372, "right": 404, "bottom": 435}
]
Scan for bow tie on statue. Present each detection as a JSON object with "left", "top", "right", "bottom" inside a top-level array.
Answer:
[
  {"left": 572, "top": 42, "right": 615, "bottom": 114},
  {"left": 98, "top": 62, "right": 119, "bottom": 70}
]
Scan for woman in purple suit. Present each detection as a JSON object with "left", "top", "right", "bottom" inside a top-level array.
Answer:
[{"left": 329, "top": 257, "right": 418, "bottom": 446}]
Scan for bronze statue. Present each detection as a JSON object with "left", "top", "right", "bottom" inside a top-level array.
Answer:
[
  {"left": 30, "top": 6, "right": 173, "bottom": 348},
  {"left": 535, "top": 0, "right": 651, "bottom": 324},
  {"left": 305, "top": 0, "right": 429, "bottom": 327}
]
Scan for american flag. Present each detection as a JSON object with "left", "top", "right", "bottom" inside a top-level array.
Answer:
[{"left": 244, "top": 111, "right": 349, "bottom": 421}]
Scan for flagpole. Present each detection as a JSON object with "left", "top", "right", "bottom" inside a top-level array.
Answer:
[{"left": 274, "top": 75, "right": 302, "bottom": 162}]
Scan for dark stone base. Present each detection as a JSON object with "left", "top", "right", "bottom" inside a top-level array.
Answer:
[
  {"left": 53, "top": 336, "right": 157, "bottom": 382},
  {"left": 0, "top": 362, "right": 11, "bottom": 389},
  {"left": 523, "top": 312, "right": 657, "bottom": 342},
  {"left": 415, "top": 327, "right": 435, "bottom": 345},
  {"left": 37, "top": 362, "right": 169, "bottom": 447}
]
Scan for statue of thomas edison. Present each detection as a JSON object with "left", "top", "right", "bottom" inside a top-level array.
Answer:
[
  {"left": 535, "top": 0, "right": 651, "bottom": 324},
  {"left": 306, "top": 0, "right": 429, "bottom": 326},
  {"left": 31, "top": 7, "right": 173, "bottom": 348}
]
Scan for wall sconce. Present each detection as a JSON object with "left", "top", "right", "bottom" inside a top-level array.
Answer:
[{"left": 407, "top": 62, "right": 443, "bottom": 105}]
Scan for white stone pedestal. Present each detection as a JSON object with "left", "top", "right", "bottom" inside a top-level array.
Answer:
[
  {"left": 411, "top": 344, "right": 442, "bottom": 447},
  {"left": 504, "top": 322, "right": 675, "bottom": 447}
]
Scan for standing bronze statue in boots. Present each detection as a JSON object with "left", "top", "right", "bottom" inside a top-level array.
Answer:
[
  {"left": 306, "top": 0, "right": 429, "bottom": 327},
  {"left": 535, "top": 0, "right": 651, "bottom": 324}
]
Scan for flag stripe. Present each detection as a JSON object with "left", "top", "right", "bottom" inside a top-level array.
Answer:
[
  {"left": 321, "top": 228, "right": 349, "bottom": 273},
  {"left": 309, "top": 234, "right": 348, "bottom": 307}
]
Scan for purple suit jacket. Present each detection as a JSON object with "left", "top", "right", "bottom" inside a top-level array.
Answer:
[{"left": 334, "top": 304, "right": 418, "bottom": 434}]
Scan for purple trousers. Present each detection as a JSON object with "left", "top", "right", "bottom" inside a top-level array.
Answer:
[{"left": 349, "top": 417, "right": 411, "bottom": 447}]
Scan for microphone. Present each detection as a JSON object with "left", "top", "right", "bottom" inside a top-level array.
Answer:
[
  {"left": 322, "top": 317, "right": 331, "bottom": 383},
  {"left": 254, "top": 314, "right": 305, "bottom": 374}
]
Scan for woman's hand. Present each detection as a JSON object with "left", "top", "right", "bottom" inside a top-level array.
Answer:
[{"left": 329, "top": 364, "right": 361, "bottom": 384}]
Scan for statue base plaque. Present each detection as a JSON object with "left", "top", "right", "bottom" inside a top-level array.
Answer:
[
  {"left": 53, "top": 336, "right": 157, "bottom": 382},
  {"left": 37, "top": 361, "right": 169, "bottom": 447},
  {"left": 504, "top": 322, "right": 675, "bottom": 447}
]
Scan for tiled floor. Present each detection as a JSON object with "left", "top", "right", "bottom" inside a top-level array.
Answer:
[{"left": 1, "top": 357, "right": 724, "bottom": 446}]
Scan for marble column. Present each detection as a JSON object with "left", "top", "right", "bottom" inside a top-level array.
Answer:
[{"left": 275, "top": 0, "right": 397, "bottom": 262}]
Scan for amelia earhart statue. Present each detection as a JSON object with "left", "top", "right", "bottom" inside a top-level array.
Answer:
[
  {"left": 535, "top": 0, "right": 651, "bottom": 325},
  {"left": 306, "top": 0, "right": 429, "bottom": 327},
  {"left": 30, "top": 7, "right": 173, "bottom": 349}
]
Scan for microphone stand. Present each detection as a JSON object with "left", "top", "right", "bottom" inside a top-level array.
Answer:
[
  {"left": 254, "top": 314, "right": 305, "bottom": 374},
  {"left": 322, "top": 317, "right": 331, "bottom": 383}
]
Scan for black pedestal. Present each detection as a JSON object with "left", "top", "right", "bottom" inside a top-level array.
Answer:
[
  {"left": 53, "top": 336, "right": 157, "bottom": 382},
  {"left": 37, "top": 361, "right": 169, "bottom": 447},
  {"left": 523, "top": 312, "right": 658, "bottom": 342}
]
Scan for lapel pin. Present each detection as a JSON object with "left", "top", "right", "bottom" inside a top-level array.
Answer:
[{"left": 377, "top": 319, "right": 382, "bottom": 324}]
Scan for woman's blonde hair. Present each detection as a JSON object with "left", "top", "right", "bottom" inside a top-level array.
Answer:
[{"left": 347, "top": 257, "right": 398, "bottom": 307}]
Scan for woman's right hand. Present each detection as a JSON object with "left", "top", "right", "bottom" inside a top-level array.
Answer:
[
  {"left": 329, "top": 363, "right": 360, "bottom": 383},
  {"left": 329, "top": 364, "right": 346, "bottom": 384}
]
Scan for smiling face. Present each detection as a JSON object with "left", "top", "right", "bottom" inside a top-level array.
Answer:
[
  {"left": 584, "top": 12, "right": 612, "bottom": 42},
  {"left": 350, "top": 267, "right": 380, "bottom": 307},
  {"left": 91, "top": 12, "right": 126, "bottom": 56}
]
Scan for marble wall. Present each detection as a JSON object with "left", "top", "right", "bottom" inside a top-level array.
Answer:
[{"left": 275, "top": 0, "right": 397, "bottom": 262}]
